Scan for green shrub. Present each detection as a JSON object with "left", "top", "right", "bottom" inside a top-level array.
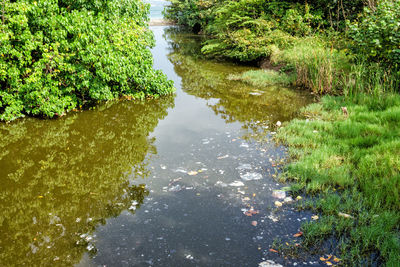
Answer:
[
  {"left": 348, "top": 1, "right": 400, "bottom": 67},
  {"left": 0, "top": 0, "right": 174, "bottom": 122}
]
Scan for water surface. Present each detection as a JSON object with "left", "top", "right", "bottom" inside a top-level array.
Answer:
[{"left": 0, "top": 25, "right": 317, "bottom": 266}]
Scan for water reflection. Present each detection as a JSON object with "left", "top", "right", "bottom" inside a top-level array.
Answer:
[
  {"left": 0, "top": 97, "right": 173, "bottom": 266},
  {"left": 165, "top": 27, "right": 313, "bottom": 134}
]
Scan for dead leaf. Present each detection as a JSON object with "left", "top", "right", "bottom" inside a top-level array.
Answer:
[
  {"left": 274, "top": 201, "right": 283, "bottom": 207},
  {"left": 311, "top": 215, "right": 319, "bottom": 220},
  {"left": 251, "top": 221, "right": 258, "bottom": 226},
  {"left": 269, "top": 248, "right": 278, "bottom": 253},
  {"left": 326, "top": 261, "right": 333, "bottom": 266},
  {"left": 333, "top": 257, "right": 340, "bottom": 262},
  {"left": 320, "top": 257, "right": 327, "bottom": 261},
  {"left": 338, "top": 212, "right": 354, "bottom": 219},
  {"left": 188, "top": 171, "right": 198, "bottom": 176},
  {"left": 293, "top": 232, "right": 303, "bottom": 237}
]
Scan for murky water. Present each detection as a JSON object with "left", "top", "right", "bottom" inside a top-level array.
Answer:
[{"left": 0, "top": 23, "right": 317, "bottom": 266}]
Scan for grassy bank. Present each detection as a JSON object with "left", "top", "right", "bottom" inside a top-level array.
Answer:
[{"left": 276, "top": 94, "right": 400, "bottom": 265}]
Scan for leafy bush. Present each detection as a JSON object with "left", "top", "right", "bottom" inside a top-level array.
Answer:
[
  {"left": 0, "top": 0, "right": 174, "bottom": 122},
  {"left": 348, "top": 1, "right": 400, "bottom": 67},
  {"left": 163, "top": 0, "right": 217, "bottom": 32}
]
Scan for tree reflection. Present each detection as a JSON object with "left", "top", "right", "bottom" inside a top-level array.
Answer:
[
  {"left": 0, "top": 97, "right": 174, "bottom": 266},
  {"left": 165, "top": 27, "right": 313, "bottom": 134}
]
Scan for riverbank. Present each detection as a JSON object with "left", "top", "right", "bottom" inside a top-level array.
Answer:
[{"left": 276, "top": 94, "right": 400, "bottom": 265}]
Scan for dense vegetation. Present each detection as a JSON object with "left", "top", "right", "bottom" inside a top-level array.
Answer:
[
  {"left": 165, "top": 0, "right": 400, "bottom": 265},
  {"left": 165, "top": 0, "right": 400, "bottom": 94},
  {"left": 0, "top": 0, "right": 174, "bottom": 122}
]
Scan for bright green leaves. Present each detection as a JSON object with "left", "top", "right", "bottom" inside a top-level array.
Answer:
[
  {"left": 0, "top": 0, "right": 174, "bottom": 122},
  {"left": 348, "top": 1, "right": 400, "bottom": 67}
]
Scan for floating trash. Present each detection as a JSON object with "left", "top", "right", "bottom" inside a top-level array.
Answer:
[
  {"left": 215, "top": 181, "right": 228, "bottom": 187},
  {"left": 240, "top": 172, "right": 262, "bottom": 181},
  {"left": 284, "top": 196, "right": 293, "bottom": 203},
  {"left": 268, "top": 214, "right": 279, "bottom": 222},
  {"left": 185, "top": 254, "right": 194, "bottom": 260},
  {"left": 174, "top": 168, "right": 187, "bottom": 174},
  {"left": 168, "top": 185, "right": 182, "bottom": 192},
  {"left": 236, "top": 163, "right": 252, "bottom": 171},
  {"left": 229, "top": 181, "right": 245, "bottom": 187},
  {"left": 86, "top": 244, "right": 95, "bottom": 251},
  {"left": 258, "top": 260, "right": 283, "bottom": 267},
  {"left": 160, "top": 165, "right": 167, "bottom": 170},
  {"left": 240, "top": 142, "right": 249, "bottom": 148},
  {"left": 272, "top": 190, "right": 286, "bottom": 199}
]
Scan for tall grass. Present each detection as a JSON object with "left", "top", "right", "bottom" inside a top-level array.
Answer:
[
  {"left": 276, "top": 94, "right": 400, "bottom": 265},
  {"left": 272, "top": 37, "right": 400, "bottom": 96}
]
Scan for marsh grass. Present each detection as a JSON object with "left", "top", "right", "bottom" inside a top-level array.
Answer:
[
  {"left": 277, "top": 94, "right": 400, "bottom": 265},
  {"left": 227, "top": 69, "right": 295, "bottom": 87}
]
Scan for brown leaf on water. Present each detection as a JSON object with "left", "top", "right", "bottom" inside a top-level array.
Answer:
[
  {"left": 251, "top": 221, "right": 258, "bottom": 226},
  {"left": 269, "top": 248, "right": 278, "bottom": 253},
  {"left": 333, "top": 257, "right": 340, "bottom": 262},
  {"left": 320, "top": 257, "right": 327, "bottom": 261},
  {"left": 326, "top": 261, "right": 333, "bottom": 266},
  {"left": 293, "top": 232, "right": 303, "bottom": 237}
]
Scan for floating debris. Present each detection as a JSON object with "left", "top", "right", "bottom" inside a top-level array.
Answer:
[
  {"left": 251, "top": 221, "right": 258, "bottom": 226},
  {"left": 185, "top": 254, "right": 194, "bottom": 260},
  {"left": 272, "top": 190, "right": 286, "bottom": 199},
  {"left": 240, "top": 142, "right": 249, "bottom": 148},
  {"left": 215, "top": 181, "right": 228, "bottom": 187},
  {"left": 174, "top": 168, "right": 187, "bottom": 174},
  {"left": 236, "top": 163, "right": 252, "bottom": 171},
  {"left": 217, "top": 154, "right": 229, "bottom": 159},
  {"left": 267, "top": 214, "right": 279, "bottom": 222},
  {"left": 244, "top": 209, "right": 259, "bottom": 217},
  {"left": 240, "top": 172, "right": 262, "bottom": 181},
  {"left": 274, "top": 201, "right": 283, "bottom": 207},
  {"left": 229, "top": 181, "right": 245, "bottom": 187},
  {"left": 168, "top": 185, "right": 182, "bottom": 192},
  {"left": 188, "top": 171, "right": 198, "bottom": 176},
  {"left": 311, "top": 215, "right": 319, "bottom": 220},
  {"left": 338, "top": 212, "right": 354, "bottom": 219},
  {"left": 258, "top": 260, "right": 283, "bottom": 267},
  {"left": 284, "top": 196, "right": 293, "bottom": 203}
]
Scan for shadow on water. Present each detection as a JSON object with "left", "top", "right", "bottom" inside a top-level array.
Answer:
[{"left": 0, "top": 97, "right": 174, "bottom": 266}]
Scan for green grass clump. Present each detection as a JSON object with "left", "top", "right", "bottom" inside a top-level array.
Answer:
[
  {"left": 277, "top": 94, "right": 400, "bottom": 265},
  {"left": 227, "top": 69, "right": 295, "bottom": 87}
]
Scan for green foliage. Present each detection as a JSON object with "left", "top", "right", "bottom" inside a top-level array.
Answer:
[
  {"left": 277, "top": 94, "right": 400, "bottom": 264},
  {"left": 348, "top": 1, "right": 400, "bottom": 67},
  {"left": 163, "top": 0, "right": 216, "bottom": 31},
  {"left": 0, "top": 0, "right": 174, "bottom": 122},
  {"left": 165, "top": 0, "right": 323, "bottom": 61}
]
